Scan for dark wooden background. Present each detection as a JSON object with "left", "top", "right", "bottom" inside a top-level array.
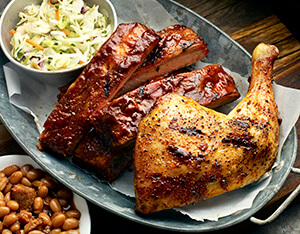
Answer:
[{"left": 1, "top": 0, "right": 299, "bottom": 233}]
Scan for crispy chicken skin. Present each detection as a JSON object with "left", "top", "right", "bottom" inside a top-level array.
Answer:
[
  {"left": 134, "top": 43, "right": 280, "bottom": 214},
  {"left": 91, "top": 65, "right": 240, "bottom": 149},
  {"left": 38, "top": 23, "right": 159, "bottom": 155},
  {"left": 118, "top": 24, "right": 209, "bottom": 96}
]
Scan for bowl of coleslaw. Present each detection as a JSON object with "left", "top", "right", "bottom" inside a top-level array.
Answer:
[{"left": 0, "top": 0, "right": 117, "bottom": 85}]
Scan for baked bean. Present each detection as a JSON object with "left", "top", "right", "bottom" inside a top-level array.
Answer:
[
  {"left": 3, "top": 182, "right": 12, "bottom": 194},
  {"left": 9, "top": 221, "right": 20, "bottom": 232},
  {"left": 59, "top": 198, "right": 68, "bottom": 208},
  {"left": 28, "top": 231, "right": 44, "bottom": 234},
  {"left": 0, "top": 172, "right": 5, "bottom": 178},
  {"left": 26, "top": 169, "right": 44, "bottom": 181},
  {"left": 50, "top": 198, "right": 62, "bottom": 213},
  {"left": 20, "top": 164, "right": 33, "bottom": 176},
  {"left": 65, "top": 210, "right": 81, "bottom": 219},
  {"left": 4, "top": 192, "right": 11, "bottom": 203},
  {"left": 57, "top": 189, "right": 72, "bottom": 199},
  {"left": 38, "top": 212, "right": 51, "bottom": 225},
  {"left": 2, "top": 229, "right": 12, "bottom": 234},
  {"left": 66, "top": 230, "right": 80, "bottom": 234},
  {"left": 62, "top": 218, "right": 79, "bottom": 230},
  {"left": 50, "top": 228, "right": 62, "bottom": 234},
  {"left": 32, "top": 180, "right": 42, "bottom": 188},
  {"left": 6, "top": 200, "right": 19, "bottom": 211},
  {"left": 0, "top": 200, "right": 6, "bottom": 207},
  {"left": 0, "top": 206, "right": 10, "bottom": 218},
  {"left": 37, "top": 185, "right": 48, "bottom": 198},
  {"left": 0, "top": 177, "right": 8, "bottom": 191},
  {"left": 9, "top": 171, "right": 23, "bottom": 184},
  {"left": 3, "top": 213, "right": 18, "bottom": 227},
  {"left": 52, "top": 213, "right": 66, "bottom": 228},
  {"left": 41, "top": 178, "right": 56, "bottom": 189},
  {"left": 0, "top": 191, "right": 4, "bottom": 200},
  {"left": 0, "top": 221, "right": 3, "bottom": 232},
  {"left": 33, "top": 197, "right": 44, "bottom": 211},
  {"left": 21, "top": 177, "right": 32, "bottom": 187},
  {"left": 1, "top": 165, "right": 20, "bottom": 177}
]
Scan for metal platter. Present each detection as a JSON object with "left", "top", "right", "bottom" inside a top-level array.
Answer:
[{"left": 0, "top": 0, "right": 298, "bottom": 232}]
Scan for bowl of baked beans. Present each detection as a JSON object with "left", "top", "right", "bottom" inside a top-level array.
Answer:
[{"left": 0, "top": 154, "right": 90, "bottom": 234}]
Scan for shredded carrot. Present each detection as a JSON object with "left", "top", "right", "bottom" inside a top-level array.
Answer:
[
  {"left": 26, "top": 39, "right": 45, "bottom": 51},
  {"left": 61, "top": 65, "right": 66, "bottom": 69},
  {"left": 10, "top": 29, "right": 17, "bottom": 36},
  {"left": 55, "top": 9, "right": 60, "bottom": 21},
  {"left": 62, "top": 28, "right": 71, "bottom": 37},
  {"left": 78, "top": 60, "right": 85, "bottom": 65},
  {"left": 32, "top": 62, "right": 41, "bottom": 70}
]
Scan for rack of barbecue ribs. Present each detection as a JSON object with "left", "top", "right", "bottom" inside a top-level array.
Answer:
[
  {"left": 75, "top": 64, "right": 240, "bottom": 181},
  {"left": 134, "top": 43, "right": 280, "bottom": 214},
  {"left": 38, "top": 23, "right": 160, "bottom": 155},
  {"left": 38, "top": 23, "right": 210, "bottom": 156}
]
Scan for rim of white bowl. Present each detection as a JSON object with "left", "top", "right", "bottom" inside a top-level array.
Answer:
[{"left": 0, "top": 0, "right": 117, "bottom": 74}]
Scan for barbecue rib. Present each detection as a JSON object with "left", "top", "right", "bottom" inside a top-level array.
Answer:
[
  {"left": 38, "top": 23, "right": 160, "bottom": 155},
  {"left": 117, "top": 24, "right": 210, "bottom": 96},
  {"left": 134, "top": 43, "right": 280, "bottom": 214},
  {"left": 91, "top": 65, "right": 240, "bottom": 149}
]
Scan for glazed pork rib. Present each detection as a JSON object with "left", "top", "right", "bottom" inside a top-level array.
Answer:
[
  {"left": 117, "top": 24, "right": 210, "bottom": 96},
  {"left": 75, "top": 65, "right": 240, "bottom": 181},
  {"left": 134, "top": 43, "right": 280, "bottom": 214},
  {"left": 38, "top": 23, "right": 160, "bottom": 155},
  {"left": 91, "top": 64, "right": 240, "bottom": 149}
]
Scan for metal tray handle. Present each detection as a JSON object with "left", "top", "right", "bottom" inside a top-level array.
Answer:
[{"left": 250, "top": 167, "right": 300, "bottom": 225}]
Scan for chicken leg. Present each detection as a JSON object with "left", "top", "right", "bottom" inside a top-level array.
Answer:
[{"left": 133, "top": 43, "right": 280, "bottom": 214}]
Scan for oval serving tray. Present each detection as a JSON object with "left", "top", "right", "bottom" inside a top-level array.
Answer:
[{"left": 0, "top": 0, "right": 298, "bottom": 232}]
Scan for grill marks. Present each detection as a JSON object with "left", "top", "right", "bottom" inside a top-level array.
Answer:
[{"left": 168, "top": 117, "right": 205, "bottom": 137}]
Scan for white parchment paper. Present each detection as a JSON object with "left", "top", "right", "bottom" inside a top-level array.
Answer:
[{"left": 3, "top": 0, "right": 300, "bottom": 222}]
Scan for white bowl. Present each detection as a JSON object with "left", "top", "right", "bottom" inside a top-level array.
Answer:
[
  {"left": 0, "top": 154, "right": 91, "bottom": 234},
  {"left": 0, "top": 0, "right": 117, "bottom": 86}
]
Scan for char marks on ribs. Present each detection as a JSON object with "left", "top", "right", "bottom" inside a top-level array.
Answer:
[{"left": 38, "top": 23, "right": 160, "bottom": 155}]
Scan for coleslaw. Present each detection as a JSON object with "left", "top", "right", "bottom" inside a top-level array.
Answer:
[{"left": 10, "top": 0, "right": 112, "bottom": 71}]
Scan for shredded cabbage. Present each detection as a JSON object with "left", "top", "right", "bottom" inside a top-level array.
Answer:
[{"left": 10, "top": 0, "right": 112, "bottom": 71}]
